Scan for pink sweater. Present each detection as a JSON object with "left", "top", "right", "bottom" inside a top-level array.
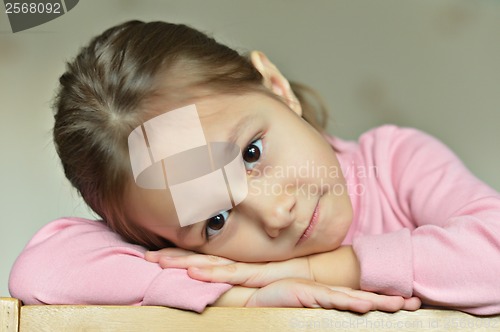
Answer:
[{"left": 9, "top": 126, "right": 500, "bottom": 314}]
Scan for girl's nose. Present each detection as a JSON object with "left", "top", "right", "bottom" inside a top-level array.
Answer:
[{"left": 262, "top": 194, "right": 296, "bottom": 238}]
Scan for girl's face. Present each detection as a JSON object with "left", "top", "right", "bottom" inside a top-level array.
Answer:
[{"left": 126, "top": 92, "right": 353, "bottom": 262}]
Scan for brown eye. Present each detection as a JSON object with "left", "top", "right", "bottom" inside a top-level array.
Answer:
[
  {"left": 243, "top": 139, "right": 263, "bottom": 169},
  {"left": 205, "top": 211, "right": 229, "bottom": 238},
  {"left": 208, "top": 215, "right": 225, "bottom": 230}
]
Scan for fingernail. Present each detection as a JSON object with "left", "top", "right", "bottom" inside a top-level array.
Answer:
[
  {"left": 190, "top": 267, "right": 203, "bottom": 274},
  {"left": 159, "top": 256, "right": 175, "bottom": 261}
]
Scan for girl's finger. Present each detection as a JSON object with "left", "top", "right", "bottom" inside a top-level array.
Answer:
[
  {"left": 331, "top": 287, "right": 422, "bottom": 312},
  {"left": 158, "top": 254, "right": 235, "bottom": 269},
  {"left": 327, "top": 287, "right": 406, "bottom": 312},
  {"left": 247, "top": 280, "right": 373, "bottom": 313},
  {"left": 145, "top": 248, "right": 197, "bottom": 262},
  {"left": 187, "top": 263, "right": 269, "bottom": 286},
  {"left": 314, "top": 288, "right": 374, "bottom": 313},
  {"left": 402, "top": 297, "right": 422, "bottom": 311},
  {"left": 188, "top": 259, "right": 312, "bottom": 286}
]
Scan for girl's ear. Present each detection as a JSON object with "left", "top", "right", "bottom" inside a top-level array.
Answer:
[{"left": 250, "top": 51, "right": 302, "bottom": 116}]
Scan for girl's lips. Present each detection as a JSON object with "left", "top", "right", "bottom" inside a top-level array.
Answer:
[{"left": 298, "top": 202, "right": 320, "bottom": 243}]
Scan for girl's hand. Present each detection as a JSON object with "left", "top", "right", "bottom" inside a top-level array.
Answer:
[
  {"left": 244, "top": 279, "right": 421, "bottom": 312},
  {"left": 146, "top": 246, "right": 361, "bottom": 289},
  {"left": 146, "top": 249, "right": 421, "bottom": 312},
  {"left": 145, "top": 249, "right": 310, "bottom": 287}
]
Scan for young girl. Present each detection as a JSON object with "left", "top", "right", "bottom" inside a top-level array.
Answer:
[{"left": 9, "top": 20, "right": 499, "bottom": 315}]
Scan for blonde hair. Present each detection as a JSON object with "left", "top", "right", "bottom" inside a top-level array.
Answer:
[{"left": 53, "top": 20, "right": 328, "bottom": 249}]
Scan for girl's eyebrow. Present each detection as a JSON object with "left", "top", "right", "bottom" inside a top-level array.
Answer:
[{"left": 227, "top": 114, "right": 256, "bottom": 145}]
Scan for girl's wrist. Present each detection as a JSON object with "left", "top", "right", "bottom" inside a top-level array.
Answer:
[
  {"left": 211, "top": 286, "right": 258, "bottom": 307},
  {"left": 307, "top": 245, "right": 361, "bottom": 289}
]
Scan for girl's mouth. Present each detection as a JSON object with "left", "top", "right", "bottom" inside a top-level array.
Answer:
[{"left": 298, "top": 201, "right": 320, "bottom": 243}]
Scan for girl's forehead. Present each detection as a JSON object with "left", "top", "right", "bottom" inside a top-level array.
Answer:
[
  {"left": 194, "top": 95, "right": 263, "bottom": 135},
  {"left": 196, "top": 94, "right": 257, "bottom": 116}
]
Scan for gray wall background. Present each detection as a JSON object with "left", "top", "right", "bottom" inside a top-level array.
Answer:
[{"left": 1, "top": 0, "right": 499, "bottom": 298}]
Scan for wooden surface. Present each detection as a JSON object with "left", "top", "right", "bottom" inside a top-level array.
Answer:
[
  {"left": 0, "top": 297, "right": 19, "bottom": 332},
  {"left": 1, "top": 298, "right": 499, "bottom": 332}
]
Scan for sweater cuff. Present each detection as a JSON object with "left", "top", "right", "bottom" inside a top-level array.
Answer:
[
  {"left": 142, "top": 268, "right": 232, "bottom": 312},
  {"left": 352, "top": 229, "right": 413, "bottom": 298}
]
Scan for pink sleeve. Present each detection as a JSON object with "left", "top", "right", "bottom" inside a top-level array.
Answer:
[
  {"left": 352, "top": 126, "right": 500, "bottom": 315},
  {"left": 8, "top": 218, "right": 231, "bottom": 312}
]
